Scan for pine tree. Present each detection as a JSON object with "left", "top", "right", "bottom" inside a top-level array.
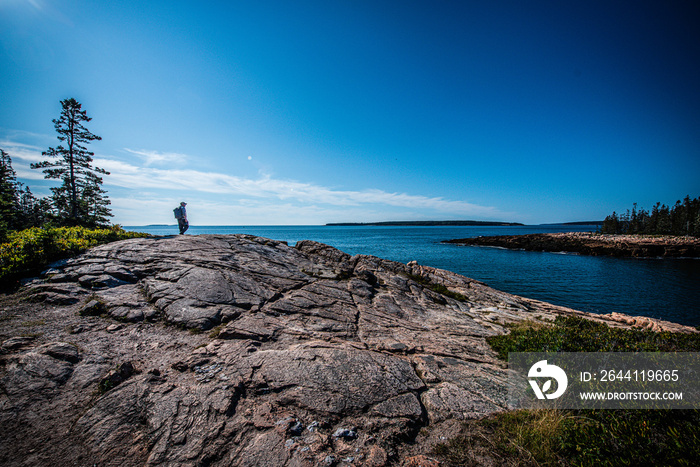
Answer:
[
  {"left": 657, "top": 204, "right": 672, "bottom": 234},
  {"left": 649, "top": 202, "right": 661, "bottom": 234},
  {"left": 682, "top": 195, "right": 692, "bottom": 235},
  {"left": 31, "top": 98, "right": 111, "bottom": 226},
  {"left": 0, "top": 148, "right": 19, "bottom": 238},
  {"left": 602, "top": 197, "right": 700, "bottom": 237},
  {"left": 601, "top": 211, "right": 621, "bottom": 234},
  {"left": 17, "top": 185, "right": 52, "bottom": 228},
  {"left": 79, "top": 171, "right": 112, "bottom": 227}
]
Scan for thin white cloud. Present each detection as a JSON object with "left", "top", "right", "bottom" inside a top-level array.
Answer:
[
  {"left": 0, "top": 140, "right": 47, "bottom": 179},
  {"left": 2, "top": 140, "right": 119, "bottom": 181},
  {"left": 109, "top": 196, "right": 393, "bottom": 226},
  {"left": 95, "top": 157, "right": 503, "bottom": 217},
  {"left": 124, "top": 148, "right": 189, "bottom": 166},
  {"left": 3, "top": 139, "right": 509, "bottom": 222},
  {"left": 0, "top": 140, "right": 44, "bottom": 161},
  {"left": 23, "top": 0, "right": 74, "bottom": 26}
]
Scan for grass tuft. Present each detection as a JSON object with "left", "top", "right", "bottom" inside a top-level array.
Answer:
[{"left": 406, "top": 273, "right": 467, "bottom": 302}]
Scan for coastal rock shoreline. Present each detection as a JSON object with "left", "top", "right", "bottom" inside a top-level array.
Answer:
[
  {"left": 444, "top": 232, "right": 700, "bottom": 258},
  {"left": 0, "top": 234, "right": 695, "bottom": 466}
]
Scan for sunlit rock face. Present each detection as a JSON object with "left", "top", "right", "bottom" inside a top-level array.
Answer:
[{"left": 2, "top": 234, "right": 691, "bottom": 466}]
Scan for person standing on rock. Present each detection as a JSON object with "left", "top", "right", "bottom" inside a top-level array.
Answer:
[{"left": 174, "top": 201, "right": 189, "bottom": 234}]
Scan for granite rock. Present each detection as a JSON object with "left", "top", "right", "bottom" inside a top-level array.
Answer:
[{"left": 0, "top": 234, "right": 695, "bottom": 466}]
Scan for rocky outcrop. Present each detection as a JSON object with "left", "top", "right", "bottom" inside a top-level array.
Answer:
[
  {"left": 444, "top": 232, "right": 700, "bottom": 257},
  {"left": 0, "top": 234, "right": 694, "bottom": 466}
]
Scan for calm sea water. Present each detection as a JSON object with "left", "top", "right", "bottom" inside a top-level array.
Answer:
[{"left": 124, "top": 224, "right": 700, "bottom": 327}]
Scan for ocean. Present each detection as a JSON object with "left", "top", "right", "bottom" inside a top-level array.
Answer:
[{"left": 124, "top": 224, "right": 700, "bottom": 327}]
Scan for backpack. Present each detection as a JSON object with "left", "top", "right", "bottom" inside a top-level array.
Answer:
[{"left": 173, "top": 207, "right": 183, "bottom": 219}]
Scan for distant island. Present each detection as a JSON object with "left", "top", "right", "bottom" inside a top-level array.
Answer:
[
  {"left": 326, "top": 220, "right": 524, "bottom": 226},
  {"left": 547, "top": 221, "right": 603, "bottom": 226}
]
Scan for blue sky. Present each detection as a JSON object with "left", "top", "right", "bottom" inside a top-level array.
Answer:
[{"left": 1, "top": 1, "right": 698, "bottom": 225}]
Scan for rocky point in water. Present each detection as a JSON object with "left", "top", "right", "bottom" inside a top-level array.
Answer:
[
  {"left": 443, "top": 232, "right": 700, "bottom": 257},
  {"left": 0, "top": 234, "right": 694, "bottom": 466}
]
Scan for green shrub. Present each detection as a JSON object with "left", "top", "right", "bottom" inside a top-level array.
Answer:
[
  {"left": 560, "top": 409, "right": 700, "bottom": 466},
  {"left": 487, "top": 315, "right": 700, "bottom": 360},
  {"left": 434, "top": 317, "right": 700, "bottom": 466},
  {"left": 435, "top": 408, "right": 700, "bottom": 466},
  {"left": 433, "top": 408, "right": 573, "bottom": 466},
  {"left": 0, "top": 225, "right": 148, "bottom": 288}
]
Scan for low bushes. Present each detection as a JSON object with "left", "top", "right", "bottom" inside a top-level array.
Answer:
[
  {"left": 434, "top": 316, "right": 700, "bottom": 466},
  {"left": 435, "top": 406, "right": 700, "bottom": 466},
  {"left": 0, "top": 226, "right": 147, "bottom": 288},
  {"left": 488, "top": 315, "right": 700, "bottom": 358}
]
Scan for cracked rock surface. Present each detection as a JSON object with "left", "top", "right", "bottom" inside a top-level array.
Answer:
[{"left": 1, "top": 234, "right": 694, "bottom": 466}]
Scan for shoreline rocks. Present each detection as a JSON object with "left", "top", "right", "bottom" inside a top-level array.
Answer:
[
  {"left": 0, "top": 234, "right": 695, "bottom": 466},
  {"left": 444, "top": 232, "right": 700, "bottom": 257}
]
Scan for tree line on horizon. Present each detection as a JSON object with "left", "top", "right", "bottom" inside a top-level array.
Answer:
[
  {"left": 600, "top": 196, "right": 700, "bottom": 237},
  {"left": 0, "top": 98, "right": 112, "bottom": 241}
]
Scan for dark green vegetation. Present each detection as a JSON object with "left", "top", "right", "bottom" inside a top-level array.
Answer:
[
  {"left": 1, "top": 98, "right": 111, "bottom": 243},
  {"left": 0, "top": 226, "right": 148, "bottom": 290},
  {"left": 326, "top": 220, "right": 524, "bottom": 226},
  {"left": 488, "top": 315, "right": 700, "bottom": 358},
  {"left": 30, "top": 98, "right": 111, "bottom": 228},
  {"left": 434, "top": 317, "right": 700, "bottom": 466},
  {"left": 601, "top": 196, "right": 700, "bottom": 237},
  {"left": 559, "top": 221, "right": 603, "bottom": 226},
  {"left": 0, "top": 149, "right": 52, "bottom": 241},
  {"left": 0, "top": 98, "right": 148, "bottom": 289},
  {"left": 434, "top": 408, "right": 700, "bottom": 467}
]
